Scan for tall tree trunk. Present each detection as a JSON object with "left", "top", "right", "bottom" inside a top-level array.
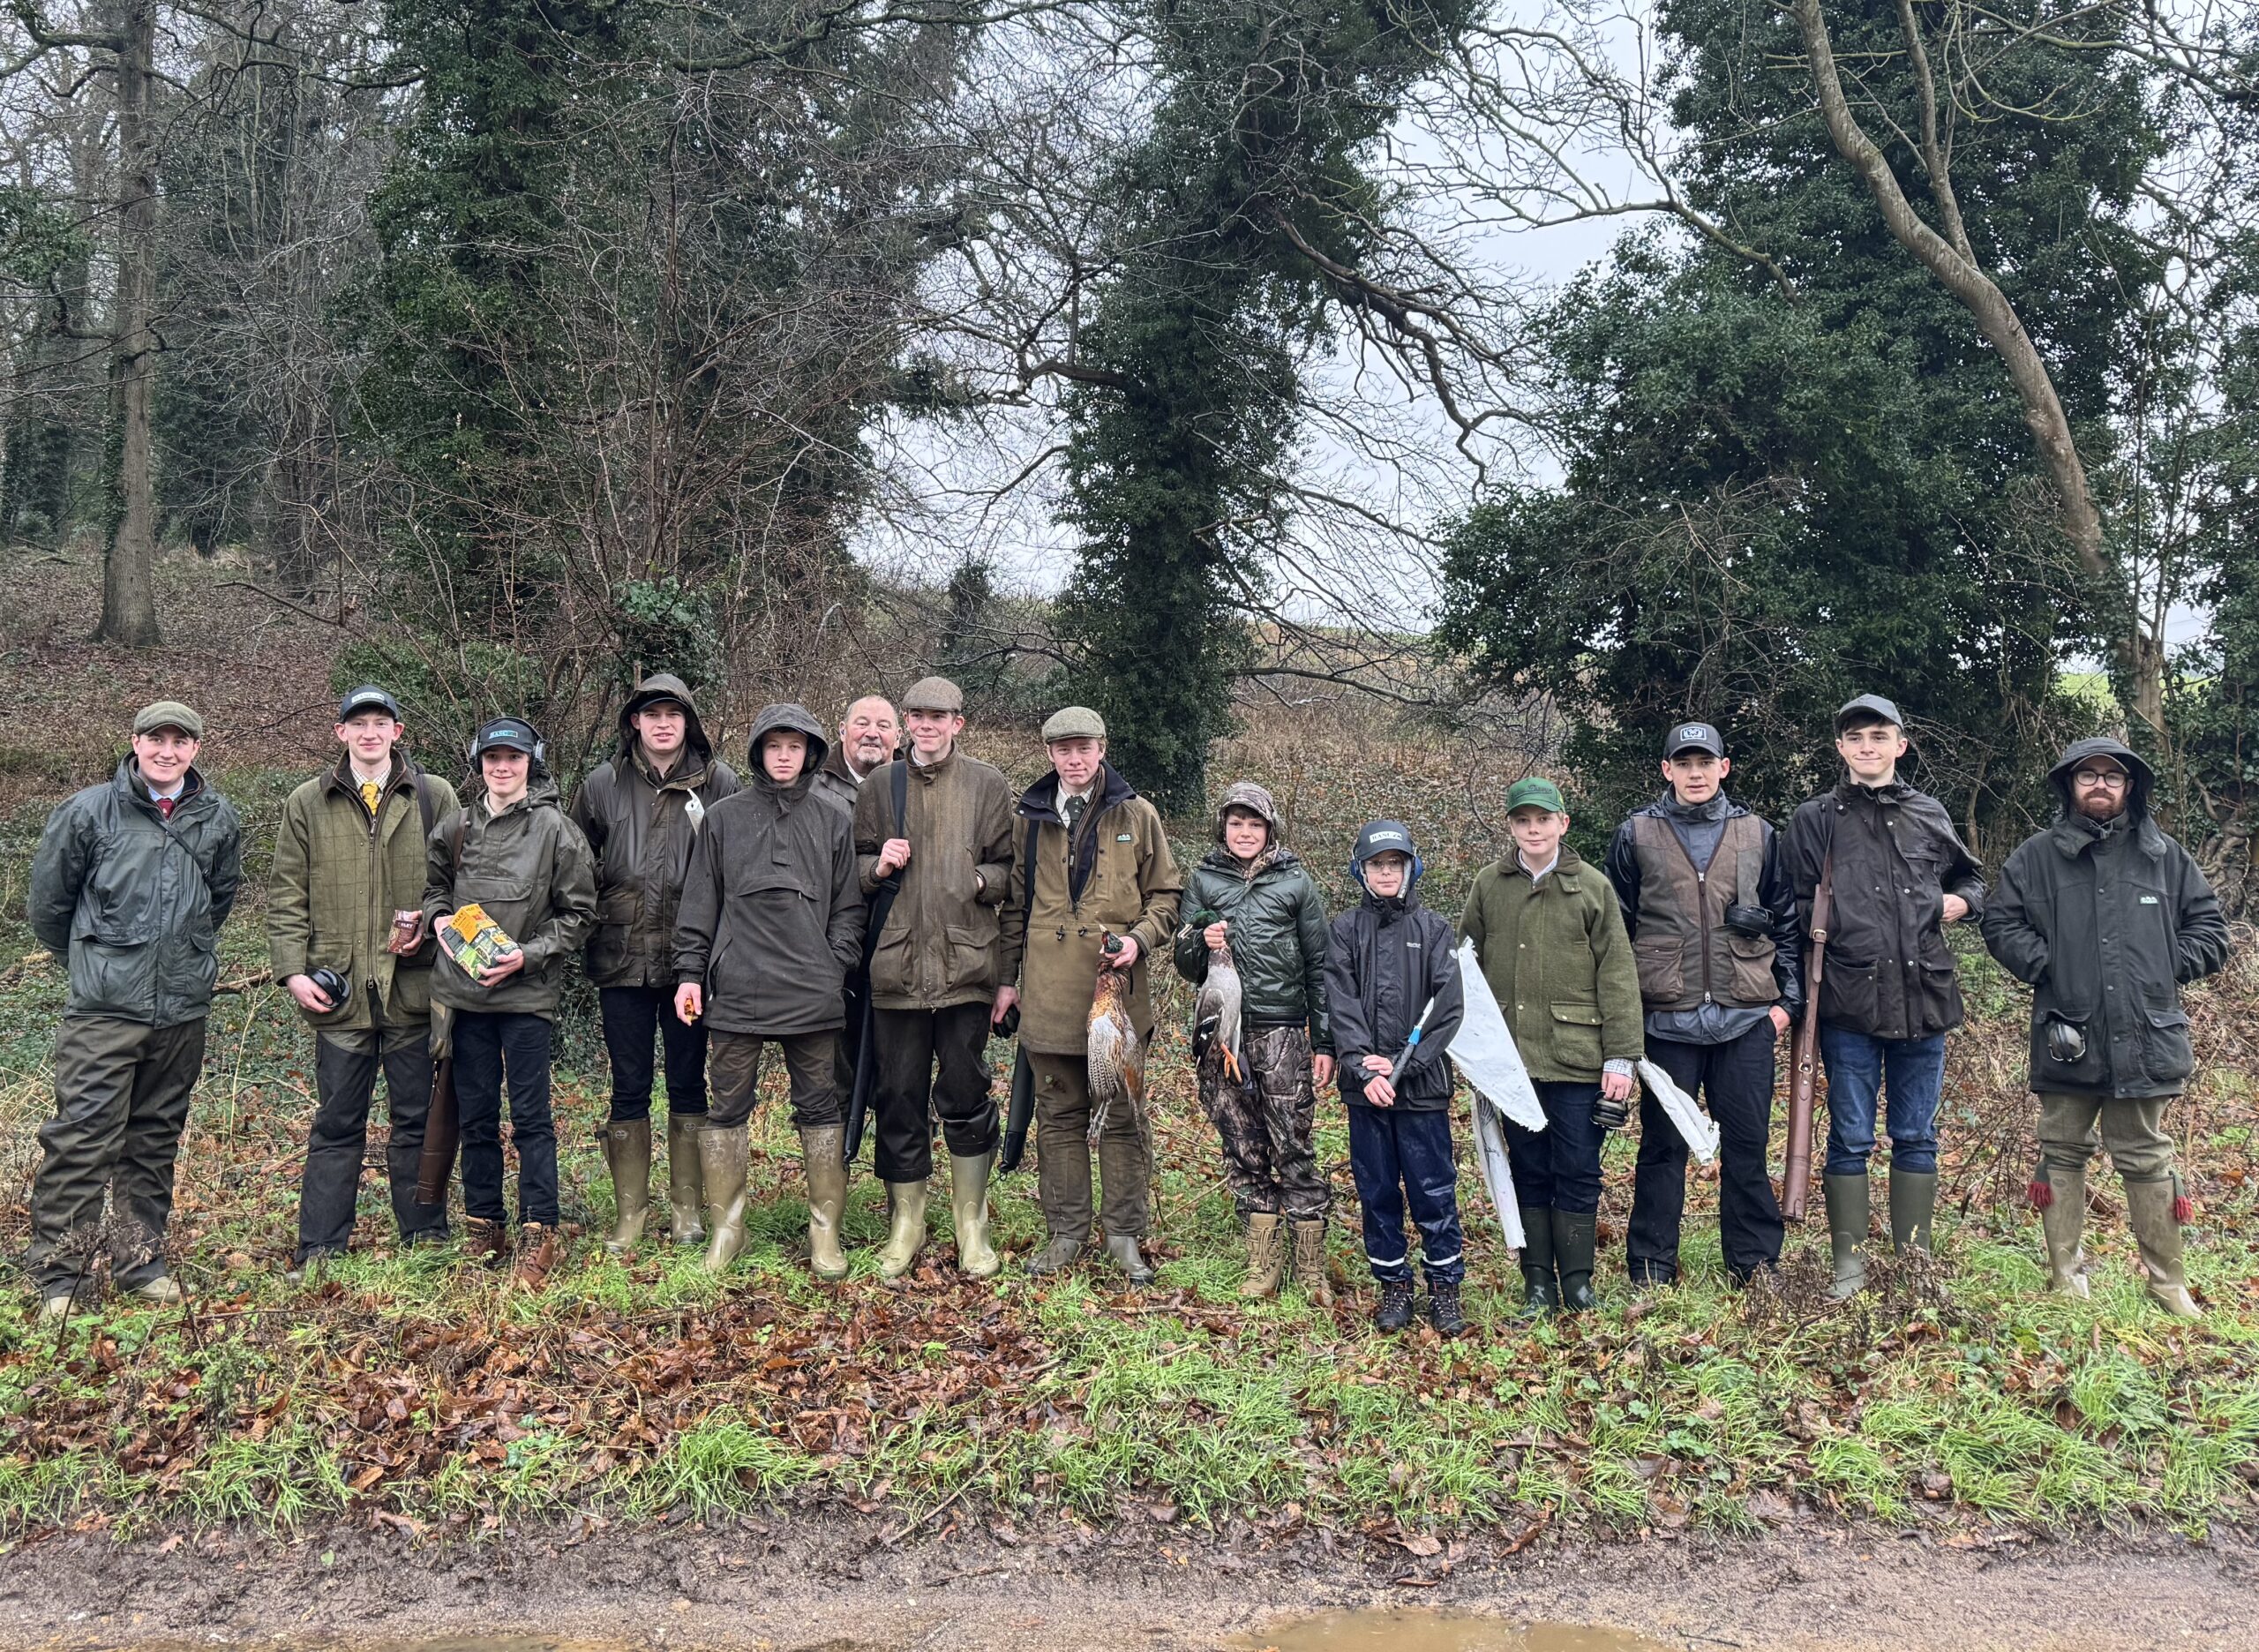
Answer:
[
  {"left": 96, "top": 0, "right": 162, "bottom": 648},
  {"left": 1787, "top": 0, "right": 2165, "bottom": 738}
]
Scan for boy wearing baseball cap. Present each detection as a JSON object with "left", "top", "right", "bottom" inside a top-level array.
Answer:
[
  {"left": 270, "top": 686, "right": 459, "bottom": 1281},
  {"left": 27, "top": 702, "right": 242, "bottom": 1318},
  {"left": 423, "top": 716, "right": 597, "bottom": 1289},
  {"left": 1460, "top": 777, "right": 1642, "bottom": 1312}
]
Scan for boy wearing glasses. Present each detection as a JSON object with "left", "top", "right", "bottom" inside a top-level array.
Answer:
[{"left": 1982, "top": 738, "right": 2229, "bottom": 1317}]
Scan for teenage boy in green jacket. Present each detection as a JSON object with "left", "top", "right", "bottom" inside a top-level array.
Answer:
[{"left": 1460, "top": 777, "right": 1642, "bottom": 1312}]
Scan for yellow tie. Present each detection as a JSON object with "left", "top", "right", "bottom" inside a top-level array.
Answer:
[{"left": 361, "top": 780, "right": 382, "bottom": 816}]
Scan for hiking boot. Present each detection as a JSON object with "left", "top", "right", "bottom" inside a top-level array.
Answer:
[
  {"left": 876, "top": 1181, "right": 929, "bottom": 1281},
  {"left": 1241, "top": 1213, "right": 1286, "bottom": 1301},
  {"left": 949, "top": 1153, "right": 1000, "bottom": 1280},
  {"left": 1026, "top": 1234, "right": 1082, "bottom": 1278},
  {"left": 666, "top": 1112, "right": 707, "bottom": 1247},
  {"left": 1552, "top": 1210, "right": 1597, "bottom": 1312},
  {"left": 601, "top": 1119, "right": 653, "bottom": 1255},
  {"left": 2037, "top": 1165, "right": 2089, "bottom": 1298},
  {"left": 1823, "top": 1174, "right": 1869, "bottom": 1299},
  {"left": 465, "top": 1218, "right": 510, "bottom": 1268},
  {"left": 1373, "top": 1277, "right": 1417, "bottom": 1333},
  {"left": 1103, "top": 1234, "right": 1155, "bottom": 1286},
  {"left": 801, "top": 1127, "right": 850, "bottom": 1282},
  {"left": 698, "top": 1124, "right": 751, "bottom": 1275},
  {"left": 513, "top": 1223, "right": 559, "bottom": 1291},
  {"left": 2125, "top": 1175, "right": 2201, "bottom": 1319},
  {"left": 1291, "top": 1218, "right": 1334, "bottom": 1309},
  {"left": 1518, "top": 1205, "right": 1557, "bottom": 1316},
  {"left": 1889, "top": 1169, "right": 1939, "bottom": 1255},
  {"left": 1425, "top": 1280, "right": 1469, "bottom": 1338}
]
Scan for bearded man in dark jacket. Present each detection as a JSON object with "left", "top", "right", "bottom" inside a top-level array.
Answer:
[
  {"left": 1981, "top": 737, "right": 2230, "bottom": 1318},
  {"left": 571, "top": 674, "right": 739, "bottom": 1254}
]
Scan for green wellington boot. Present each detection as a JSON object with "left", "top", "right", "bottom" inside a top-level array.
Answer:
[
  {"left": 601, "top": 1119, "right": 652, "bottom": 1255},
  {"left": 1823, "top": 1174, "right": 1869, "bottom": 1299},
  {"left": 698, "top": 1124, "right": 751, "bottom": 1275},
  {"left": 667, "top": 1113, "right": 707, "bottom": 1247},
  {"left": 2124, "top": 1175, "right": 2202, "bottom": 1319},
  {"left": 949, "top": 1153, "right": 1001, "bottom": 1280},
  {"left": 1889, "top": 1169, "right": 1939, "bottom": 1255},
  {"left": 1552, "top": 1209, "right": 1598, "bottom": 1312},
  {"left": 2037, "top": 1165, "right": 2089, "bottom": 1298},
  {"left": 875, "top": 1181, "right": 928, "bottom": 1281},
  {"left": 799, "top": 1126, "right": 850, "bottom": 1282},
  {"left": 1517, "top": 1206, "right": 1557, "bottom": 1316}
]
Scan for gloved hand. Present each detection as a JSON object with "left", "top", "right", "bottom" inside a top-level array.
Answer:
[{"left": 1593, "top": 1088, "right": 1632, "bottom": 1131}]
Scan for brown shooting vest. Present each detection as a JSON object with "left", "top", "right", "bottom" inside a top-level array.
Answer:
[{"left": 1627, "top": 812, "right": 1778, "bottom": 1010}]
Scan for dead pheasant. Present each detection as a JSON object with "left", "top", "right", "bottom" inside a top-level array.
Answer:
[
  {"left": 1191, "top": 931, "right": 1248, "bottom": 1086},
  {"left": 1086, "top": 933, "right": 1145, "bottom": 1147}
]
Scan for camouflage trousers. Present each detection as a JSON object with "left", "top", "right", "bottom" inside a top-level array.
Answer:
[{"left": 1200, "top": 1024, "right": 1328, "bottom": 1220}]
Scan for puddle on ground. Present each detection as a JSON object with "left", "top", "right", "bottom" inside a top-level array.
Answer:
[{"left": 1236, "top": 1611, "right": 1670, "bottom": 1652}]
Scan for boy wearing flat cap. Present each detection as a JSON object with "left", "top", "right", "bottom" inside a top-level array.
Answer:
[{"left": 27, "top": 701, "right": 242, "bottom": 1318}]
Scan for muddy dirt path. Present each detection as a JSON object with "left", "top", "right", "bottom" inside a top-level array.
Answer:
[{"left": 2, "top": 1516, "right": 2252, "bottom": 1651}]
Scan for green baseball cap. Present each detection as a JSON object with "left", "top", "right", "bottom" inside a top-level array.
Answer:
[
  {"left": 133, "top": 700, "right": 204, "bottom": 739},
  {"left": 1504, "top": 776, "right": 1567, "bottom": 815}
]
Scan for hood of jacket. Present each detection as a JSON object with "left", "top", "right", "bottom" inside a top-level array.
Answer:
[
  {"left": 617, "top": 672, "right": 715, "bottom": 772},
  {"left": 745, "top": 702, "right": 829, "bottom": 798},
  {"left": 2047, "top": 735, "right": 2154, "bottom": 823},
  {"left": 1015, "top": 759, "right": 1137, "bottom": 825}
]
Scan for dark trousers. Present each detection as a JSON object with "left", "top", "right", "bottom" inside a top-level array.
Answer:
[
  {"left": 708, "top": 1028, "right": 844, "bottom": 1130},
  {"left": 27, "top": 1015, "right": 206, "bottom": 1294},
  {"left": 1504, "top": 1080, "right": 1605, "bottom": 1213},
  {"left": 1347, "top": 1103, "right": 1464, "bottom": 1285},
  {"left": 296, "top": 1021, "right": 447, "bottom": 1263},
  {"left": 1628, "top": 1024, "right": 1783, "bottom": 1284},
  {"left": 872, "top": 1002, "right": 996, "bottom": 1182},
  {"left": 453, "top": 1010, "right": 558, "bottom": 1227},
  {"left": 597, "top": 985, "right": 709, "bottom": 1123}
]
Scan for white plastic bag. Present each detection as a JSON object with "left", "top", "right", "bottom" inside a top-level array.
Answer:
[
  {"left": 1471, "top": 1090, "right": 1527, "bottom": 1250},
  {"left": 1637, "top": 1057, "right": 1721, "bottom": 1165},
  {"left": 1447, "top": 939, "right": 1549, "bottom": 1130}
]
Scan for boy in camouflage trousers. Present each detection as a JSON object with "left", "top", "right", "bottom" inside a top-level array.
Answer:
[{"left": 1173, "top": 782, "right": 1335, "bottom": 1303}]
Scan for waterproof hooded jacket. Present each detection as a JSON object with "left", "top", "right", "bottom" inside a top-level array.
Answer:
[
  {"left": 570, "top": 674, "right": 740, "bottom": 989},
  {"left": 269, "top": 751, "right": 457, "bottom": 1031},
  {"left": 1173, "top": 845, "right": 1333, "bottom": 1051},
  {"left": 673, "top": 703, "right": 864, "bottom": 1035},
  {"left": 29, "top": 760, "right": 244, "bottom": 1027},
  {"left": 1008, "top": 762, "right": 1182, "bottom": 1055},
  {"left": 1324, "top": 870, "right": 1461, "bottom": 1109},
  {"left": 1981, "top": 737, "right": 2231, "bottom": 1098},
  {"left": 422, "top": 774, "right": 597, "bottom": 1017}
]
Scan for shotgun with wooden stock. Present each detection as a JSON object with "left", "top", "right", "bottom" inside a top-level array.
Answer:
[{"left": 1782, "top": 852, "right": 1833, "bottom": 1223}]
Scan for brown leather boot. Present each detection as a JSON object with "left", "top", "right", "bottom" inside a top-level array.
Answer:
[
  {"left": 1291, "top": 1217, "right": 1334, "bottom": 1308},
  {"left": 1240, "top": 1213, "right": 1285, "bottom": 1301},
  {"left": 513, "top": 1223, "right": 559, "bottom": 1290},
  {"left": 464, "top": 1218, "right": 510, "bottom": 1268}
]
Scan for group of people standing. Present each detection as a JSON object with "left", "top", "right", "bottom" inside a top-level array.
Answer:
[{"left": 21, "top": 682, "right": 2232, "bottom": 1332}]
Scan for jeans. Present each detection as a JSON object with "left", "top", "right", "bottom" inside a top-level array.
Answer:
[
  {"left": 1504, "top": 1081, "right": 1605, "bottom": 1213},
  {"left": 453, "top": 1011, "right": 558, "bottom": 1227},
  {"left": 597, "top": 985, "right": 709, "bottom": 1123},
  {"left": 1629, "top": 1024, "right": 1784, "bottom": 1283},
  {"left": 1820, "top": 1025, "right": 1945, "bottom": 1175},
  {"left": 1347, "top": 1103, "right": 1464, "bottom": 1285},
  {"left": 872, "top": 1002, "right": 996, "bottom": 1182},
  {"left": 296, "top": 1021, "right": 447, "bottom": 1262}
]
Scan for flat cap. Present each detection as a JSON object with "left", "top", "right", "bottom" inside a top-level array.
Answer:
[
  {"left": 1504, "top": 776, "right": 1567, "bottom": 815},
  {"left": 1041, "top": 704, "right": 1107, "bottom": 742},
  {"left": 1663, "top": 719, "right": 1725, "bottom": 759},
  {"left": 339, "top": 684, "right": 402, "bottom": 722},
  {"left": 901, "top": 675, "right": 964, "bottom": 714},
  {"left": 134, "top": 700, "right": 204, "bottom": 739},
  {"left": 1835, "top": 693, "right": 1905, "bottom": 732}
]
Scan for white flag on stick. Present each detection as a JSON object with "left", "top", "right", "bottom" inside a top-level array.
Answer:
[
  {"left": 1637, "top": 1058, "right": 1721, "bottom": 1165},
  {"left": 1446, "top": 939, "right": 1548, "bottom": 1130}
]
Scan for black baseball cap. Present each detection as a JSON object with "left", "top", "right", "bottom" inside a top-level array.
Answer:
[
  {"left": 470, "top": 717, "right": 540, "bottom": 758},
  {"left": 1835, "top": 694, "right": 1905, "bottom": 733},
  {"left": 1663, "top": 719, "right": 1725, "bottom": 759},
  {"left": 338, "top": 685, "right": 402, "bottom": 722}
]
